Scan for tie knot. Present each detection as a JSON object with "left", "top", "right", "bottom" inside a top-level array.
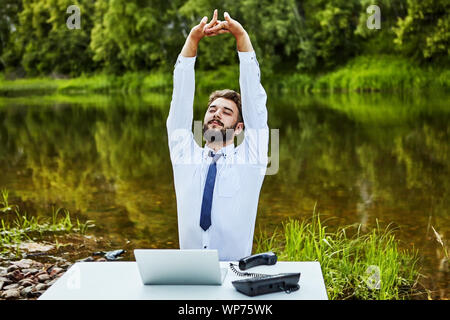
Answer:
[{"left": 209, "top": 151, "right": 223, "bottom": 163}]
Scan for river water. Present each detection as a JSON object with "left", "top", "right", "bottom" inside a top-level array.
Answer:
[{"left": 0, "top": 90, "right": 448, "bottom": 298}]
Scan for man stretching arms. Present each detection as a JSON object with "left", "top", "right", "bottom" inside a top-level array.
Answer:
[{"left": 166, "top": 10, "right": 269, "bottom": 261}]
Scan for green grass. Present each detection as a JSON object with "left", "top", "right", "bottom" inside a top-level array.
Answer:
[
  {"left": 0, "top": 189, "right": 95, "bottom": 257},
  {"left": 276, "top": 55, "right": 449, "bottom": 93},
  {"left": 1, "top": 55, "right": 448, "bottom": 96},
  {"left": 254, "top": 205, "right": 422, "bottom": 300},
  {"left": 312, "top": 55, "right": 448, "bottom": 92},
  {"left": 0, "top": 72, "right": 170, "bottom": 96}
]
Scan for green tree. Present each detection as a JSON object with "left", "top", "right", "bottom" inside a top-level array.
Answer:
[
  {"left": 1, "top": 0, "right": 448, "bottom": 76},
  {"left": 393, "top": 0, "right": 450, "bottom": 64},
  {"left": 355, "top": 0, "right": 407, "bottom": 55},
  {"left": 2, "top": 0, "right": 96, "bottom": 76},
  {"left": 90, "top": 0, "right": 189, "bottom": 73},
  {"left": 301, "top": 0, "right": 363, "bottom": 71},
  {"left": 0, "top": 0, "right": 23, "bottom": 71}
]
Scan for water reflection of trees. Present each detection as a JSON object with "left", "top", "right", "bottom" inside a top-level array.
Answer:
[
  {"left": 0, "top": 97, "right": 178, "bottom": 243},
  {"left": 260, "top": 93, "right": 449, "bottom": 231},
  {"left": 0, "top": 92, "right": 448, "bottom": 243}
]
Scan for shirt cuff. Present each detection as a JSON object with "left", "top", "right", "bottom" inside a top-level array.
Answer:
[
  {"left": 175, "top": 54, "right": 197, "bottom": 68},
  {"left": 237, "top": 50, "right": 257, "bottom": 64}
]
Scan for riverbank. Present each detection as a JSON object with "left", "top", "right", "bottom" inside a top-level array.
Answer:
[
  {"left": 1, "top": 188, "right": 431, "bottom": 299},
  {"left": 1, "top": 55, "right": 448, "bottom": 96},
  {"left": 0, "top": 213, "right": 428, "bottom": 300},
  {"left": 0, "top": 258, "right": 67, "bottom": 299},
  {"left": 0, "top": 189, "right": 129, "bottom": 300},
  {"left": 254, "top": 208, "right": 427, "bottom": 300}
]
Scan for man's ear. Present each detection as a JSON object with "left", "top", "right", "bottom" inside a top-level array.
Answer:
[{"left": 234, "top": 122, "right": 244, "bottom": 136}]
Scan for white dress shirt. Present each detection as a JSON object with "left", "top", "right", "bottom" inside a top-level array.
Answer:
[{"left": 166, "top": 50, "right": 269, "bottom": 261}]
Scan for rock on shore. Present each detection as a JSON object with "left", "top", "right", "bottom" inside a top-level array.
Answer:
[{"left": 0, "top": 259, "right": 68, "bottom": 300}]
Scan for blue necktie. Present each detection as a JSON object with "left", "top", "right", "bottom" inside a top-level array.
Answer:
[{"left": 200, "top": 151, "right": 223, "bottom": 231}]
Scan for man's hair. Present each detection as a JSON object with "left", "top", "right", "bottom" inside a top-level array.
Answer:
[{"left": 207, "top": 89, "right": 244, "bottom": 127}]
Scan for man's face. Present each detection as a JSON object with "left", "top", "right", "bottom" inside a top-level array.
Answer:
[{"left": 203, "top": 97, "right": 243, "bottom": 142}]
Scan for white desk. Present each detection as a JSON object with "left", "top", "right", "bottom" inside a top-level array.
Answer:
[{"left": 39, "top": 261, "right": 328, "bottom": 300}]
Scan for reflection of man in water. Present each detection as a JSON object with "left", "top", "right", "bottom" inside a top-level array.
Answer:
[{"left": 166, "top": 10, "right": 269, "bottom": 260}]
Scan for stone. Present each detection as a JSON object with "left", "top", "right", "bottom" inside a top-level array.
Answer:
[
  {"left": 31, "top": 261, "right": 44, "bottom": 269},
  {"left": 37, "top": 274, "right": 50, "bottom": 282},
  {"left": 7, "top": 270, "right": 24, "bottom": 281},
  {"left": 2, "top": 289, "right": 21, "bottom": 299},
  {"left": 21, "top": 268, "right": 39, "bottom": 275},
  {"left": 34, "top": 283, "right": 49, "bottom": 291},
  {"left": 50, "top": 267, "right": 64, "bottom": 277},
  {"left": 0, "top": 276, "right": 12, "bottom": 286},
  {"left": 6, "top": 264, "right": 19, "bottom": 273},
  {"left": 18, "top": 242, "right": 54, "bottom": 253},
  {"left": 20, "top": 286, "right": 34, "bottom": 298},
  {"left": 35, "top": 290, "right": 46, "bottom": 297},
  {"left": 12, "top": 259, "right": 33, "bottom": 269},
  {"left": 47, "top": 279, "right": 57, "bottom": 286},
  {"left": 0, "top": 266, "right": 7, "bottom": 276},
  {"left": 27, "top": 289, "right": 42, "bottom": 298},
  {"left": 34, "top": 270, "right": 47, "bottom": 277},
  {"left": 3, "top": 283, "right": 20, "bottom": 290},
  {"left": 18, "top": 279, "right": 34, "bottom": 287}
]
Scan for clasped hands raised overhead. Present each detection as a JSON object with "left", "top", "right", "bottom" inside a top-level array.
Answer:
[
  {"left": 182, "top": 10, "right": 253, "bottom": 60},
  {"left": 189, "top": 9, "right": 247, "bottom": 41}
]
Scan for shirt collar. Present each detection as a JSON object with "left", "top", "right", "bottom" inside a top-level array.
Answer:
[{"left": 203, "top": 143, "right": 235, "bottom": 161}]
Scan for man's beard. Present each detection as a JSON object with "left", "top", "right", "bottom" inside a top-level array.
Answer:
[{"left": 203, "top": 120, "right": 237, "bottom": 144}]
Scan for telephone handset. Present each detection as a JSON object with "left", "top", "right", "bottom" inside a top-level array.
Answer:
[
  {"left": 230, "top": 252, "right": 301, "bottom": 297},
  {"left": 239, "top": 251, "right": 277, "bottom": 270},
  {"left": 229, "top": 252, "right": 277, "bottom": 278}
]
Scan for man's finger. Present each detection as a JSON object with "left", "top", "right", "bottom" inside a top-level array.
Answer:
[
  {"left": 204, "top": 20, "right": 223, "bottom": 34},
  {"left": 205, "top": 27, "right": 228, "bottom": 37},
  {"left": 217, "top": 29, "right": 230, "bottom": 34},
  {"left": 200, "top": 16, "right": 208, "bottom": 26},
  {"left": 206, "top": 9, "right": 218, "bottom": 29},
  {"left": 206, "top": 20, "right": 227, "bottom": 33},
  {"left": 205, "top": 29, "right": 229, "bottom": 37},
  {"left": 198, "top": 16, "right": 208, "bottom": 29},
  {"left": 224, "top": 12, "right": 233, "bottom": 23}
]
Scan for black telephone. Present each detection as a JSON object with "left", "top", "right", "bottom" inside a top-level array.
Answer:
[{"left": 229, "top": 252, "right": 301, "bottom": 297}]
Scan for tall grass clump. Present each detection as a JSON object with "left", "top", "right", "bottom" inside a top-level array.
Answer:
[
  {"left": 0, "top": 189, "right": 95, "bottom": 257},
  {"left": 313, "top": 55, "right": 446, "bottom": 92},
  {"left": 255, "top": 206, "right": 421, "bottom": 300},
  {"left": 272, "top": 55, "right": 449, "bottom": 93}
]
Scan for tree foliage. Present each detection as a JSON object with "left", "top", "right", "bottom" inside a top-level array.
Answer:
[
  {"left": 0, "top": 0, "right": 448, "bottom": 76},
  {"left": 0, "top": 0, "right": 23, "bottom": 70},
  {"left": 1, "top": 0, "right": 97, "bottom": 76},
  {"left": 393, "top": 0, "right": 449, "bottom": 64}
]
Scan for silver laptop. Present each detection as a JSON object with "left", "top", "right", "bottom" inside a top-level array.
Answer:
[{"left": 134, "top": 249, "right": 228, "bottom": 285}]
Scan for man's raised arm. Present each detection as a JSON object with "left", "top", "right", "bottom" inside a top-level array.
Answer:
[
  {"left": 166, "top": 14, "right": 218, "bottom": 162},
  {"left": 166, "top": 18, "right": 204, "bottom": 138},
  {"left": 209, "top": 12, "right": 269, "bottom": 165},
  {"left": 167, "top": 11, "right": 228, "bottom": 145},
  {"left": 207, "top": 12, "right": 268, "bottom": 130}
]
